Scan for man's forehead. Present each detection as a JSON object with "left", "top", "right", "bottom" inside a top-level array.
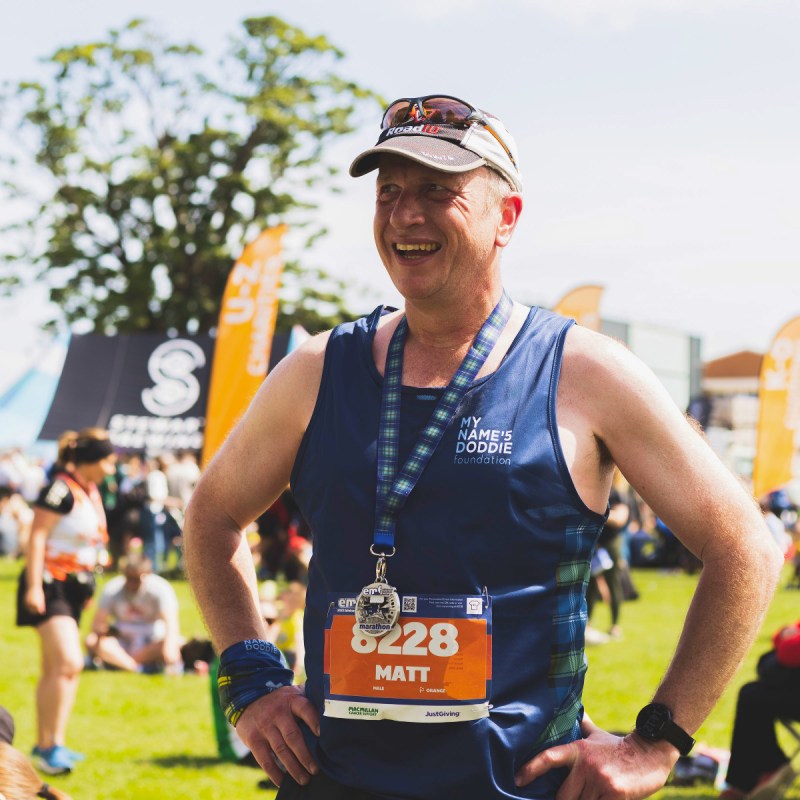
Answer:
[{"left": 376, "top": 155, "right": 477, "bottom": 186}]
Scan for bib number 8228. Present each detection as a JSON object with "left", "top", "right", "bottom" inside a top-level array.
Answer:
[{"left": 351, "top": 621, "right": 459, "bottom": 657}]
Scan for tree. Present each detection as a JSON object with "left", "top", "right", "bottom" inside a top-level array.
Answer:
[{"left": 0, "top": 17, "right": 381, "bottom": 334}]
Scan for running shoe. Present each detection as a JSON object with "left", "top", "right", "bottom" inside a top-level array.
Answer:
[
  {"left": 32, "top": 745, "right": 73, "bottom": 775},
  {"left": 63, "top": 746, "right": 86, "bottom": 762}
]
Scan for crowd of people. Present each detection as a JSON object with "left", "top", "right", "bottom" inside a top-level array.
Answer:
[{"left": 0, "top": 432, "right": 312, "bottom": 791}]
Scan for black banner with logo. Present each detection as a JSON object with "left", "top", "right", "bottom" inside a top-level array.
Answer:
[
  {"left": 38, "top": 331, "right": 292, "bottom": 452},
  {"left": 38, "top": 334, "right": 213, "bottom": 452}
]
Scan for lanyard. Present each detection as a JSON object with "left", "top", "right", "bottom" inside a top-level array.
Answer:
[{"left": 373, "top": 291, "right": 513, "bottom": 553}]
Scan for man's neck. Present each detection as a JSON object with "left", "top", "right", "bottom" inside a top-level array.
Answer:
[
  {"left": 396, "top": 286, "right": 506, "bottom": 387},
  {"left": 403, "top": 286, "right": 504, "bottom": 351}
]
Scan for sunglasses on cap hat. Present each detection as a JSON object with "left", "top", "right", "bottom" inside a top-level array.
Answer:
[{"left": 381, "top": 95, "right": 519, "bottom": 169}]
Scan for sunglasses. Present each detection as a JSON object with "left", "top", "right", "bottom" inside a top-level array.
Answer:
[
  {"left": 381, "top": 94, "right": 518, "bottom": 169},
  {"left": 264, "top": 617, "right": 278, "bottom": 626}
]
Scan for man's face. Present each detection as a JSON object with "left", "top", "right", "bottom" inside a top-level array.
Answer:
[
  {"left": 373, "top": 157, "right": 507, "bottom": 304},
  {"left": 124, "top": 570, "right": 145, "bottom": 592}
]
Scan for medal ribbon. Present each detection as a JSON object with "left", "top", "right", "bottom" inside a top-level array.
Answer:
[{"left": 374, "top": 291, "right": 513, "bottom": 551}]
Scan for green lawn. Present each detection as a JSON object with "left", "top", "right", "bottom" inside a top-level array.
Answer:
[{"left": 1, "top": 557, "right": 798, "bottom": 799}]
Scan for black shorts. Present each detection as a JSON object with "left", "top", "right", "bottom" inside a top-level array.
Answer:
[
  {"left": 16, "top": 569, "right": 96, "bottom": 627},
  {"left": 276, "top": 771, "right": 387, "bottom": 800}
]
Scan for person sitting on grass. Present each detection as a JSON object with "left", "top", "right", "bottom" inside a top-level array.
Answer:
[
  {"left": 720, "top": 619, "right": 800, "bottom": 800},
  {"left": 0, "top": 706, "right": 72, "bottom": 800},
  {"left": 85, "top": 554, "right": 183, "bottom": 673},
  {"left": 0, "top": 742, "right": 73, "bottom": 800}
]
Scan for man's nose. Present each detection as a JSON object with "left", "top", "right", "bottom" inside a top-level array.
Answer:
[{"left": 389, "top": 190, "right": 425, "bottom": 229}]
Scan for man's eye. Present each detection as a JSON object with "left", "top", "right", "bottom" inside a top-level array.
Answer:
[{"left": 377, "top": 184, "right": 399, "bottom": 200}]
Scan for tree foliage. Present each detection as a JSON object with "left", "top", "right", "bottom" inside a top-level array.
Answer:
[{"left": 0, "top": 17, "right": 381, "bottom": 334}]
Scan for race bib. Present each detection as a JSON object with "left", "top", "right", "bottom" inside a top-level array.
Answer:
[{"left": 324, "top": 593, "right": 492, "bottom": 723}]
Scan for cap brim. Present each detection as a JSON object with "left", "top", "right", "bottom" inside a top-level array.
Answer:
[{"left": 350, "top": 137, "right": 486, "bottom": 178}]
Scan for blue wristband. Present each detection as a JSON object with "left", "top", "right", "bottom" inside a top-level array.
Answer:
[{"left": 217, "top": 639, "right": 294, "bottom": 726}]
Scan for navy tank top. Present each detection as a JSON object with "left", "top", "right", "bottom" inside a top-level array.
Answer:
[{"left": 291, "top": 305, "right": 607, "bottom": 799}]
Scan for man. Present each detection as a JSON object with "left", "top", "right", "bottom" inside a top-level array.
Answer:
[
  {"left": 85, "top": 554, "right": 182, "bottom": 673},
  {"left": 184, "top": 95, "right": 781, "bottom": 799}
]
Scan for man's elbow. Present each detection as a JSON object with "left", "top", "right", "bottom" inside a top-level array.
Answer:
[{"left": 735, "top": 528, "right": 784, "bottom": 605}]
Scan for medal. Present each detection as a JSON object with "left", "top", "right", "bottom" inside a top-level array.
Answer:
[{"left": 356, "top": 555, "right": 400, "bottom": 637}]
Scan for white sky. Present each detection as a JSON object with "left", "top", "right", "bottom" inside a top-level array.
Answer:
[{"left": 0, "top": 0, "right": 798, "bottom": 365}]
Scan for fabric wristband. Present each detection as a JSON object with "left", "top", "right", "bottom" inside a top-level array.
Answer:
[{"left": 217, "top": 639, "right": 294, "bottom": 726}]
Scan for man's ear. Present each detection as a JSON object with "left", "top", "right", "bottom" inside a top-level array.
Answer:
[{"left": 496, "top": 193, "right": 523, "bottom": 248}]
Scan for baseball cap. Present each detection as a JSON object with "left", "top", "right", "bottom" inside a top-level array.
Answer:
[{"left": 350, "top": 95, "right": 523, "bottom": 193}]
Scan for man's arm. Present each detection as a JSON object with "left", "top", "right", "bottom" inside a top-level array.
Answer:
[
  {"left": 90, "top": 607, "right": 112, "bottom": 637},
  {"left": 518, "top": 327, "right": 783, "bottom": 799},
  {"left": 183, "top": 332, "right": 328, "bottom": 788}
]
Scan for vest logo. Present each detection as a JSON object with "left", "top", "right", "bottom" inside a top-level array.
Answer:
[{"left": 453, "top": 416, "right": 513, "bottom": 466}]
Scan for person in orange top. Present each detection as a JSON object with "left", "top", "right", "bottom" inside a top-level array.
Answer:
[{"left": 16, "top": 428, "right": 115, "bottom": 776}]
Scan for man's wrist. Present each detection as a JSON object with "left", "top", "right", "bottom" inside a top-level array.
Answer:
[
  {"left": 217, "top": 638, "right": 294, "bottom": 726},
  {"left": 634, "top": 703, "right": 695, "bottom": 756}
]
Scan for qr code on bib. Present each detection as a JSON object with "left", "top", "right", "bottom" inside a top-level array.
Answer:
[{"left": 402, "top": 596, "right": 417, "bottom": 613}]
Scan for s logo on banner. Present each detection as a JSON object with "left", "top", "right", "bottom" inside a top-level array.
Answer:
[{"left": 141, "top": 339, "right": 207, "bottom": 416}]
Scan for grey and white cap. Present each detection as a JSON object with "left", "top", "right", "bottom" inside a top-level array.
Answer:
[{"left": 350, "top": 114, "right": 523, "bottom": 194}]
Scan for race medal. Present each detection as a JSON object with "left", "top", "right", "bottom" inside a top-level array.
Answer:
[{"left": 356, "top": 581, "right": 400, "bottom": 637}]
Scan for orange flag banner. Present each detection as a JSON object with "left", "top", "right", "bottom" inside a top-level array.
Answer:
[
  {"left": 552, "top": 285, "right": 604, "bottom": 331},
  {"left": 753, "top": 316, "right": 800, "bottom": 499},
  {"left": 202, "top": 226, "right": 286, "bottom": 467}
]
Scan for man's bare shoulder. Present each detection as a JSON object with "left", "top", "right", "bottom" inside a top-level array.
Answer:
[
  {"left": 558, "top": 324, "right": 652, "bottom": 408},
  {"left": 264, "top": 329, "right": 332, "bottom": 391},
  {"left": 558, "top": 324, "right": 685, "bottom": 447}
]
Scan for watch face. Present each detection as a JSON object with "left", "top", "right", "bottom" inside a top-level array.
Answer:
[{"left": 637, "top": 703, "right": 670, "bottom": 740}]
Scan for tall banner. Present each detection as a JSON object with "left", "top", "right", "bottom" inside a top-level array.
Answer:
[
  {"left": 552, "top": 285, "right": 604, "bottom": 331},
  {"left": 202, "top": 226, "right": 286, "bottom": 467},
  {"left": 753, "top": 316, "right": 800, "bottom": 499}
]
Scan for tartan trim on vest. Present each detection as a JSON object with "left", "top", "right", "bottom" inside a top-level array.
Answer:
[{"left": 537, "top": 518, "right": 597, "bottom": 747}]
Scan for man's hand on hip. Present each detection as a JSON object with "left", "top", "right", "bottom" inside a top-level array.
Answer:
[
  {"left": 236, "top": 684, "right": 320, "bottom": 788},
  {"left": 515, "top": 714, "right": 678, "bottom": 800}
]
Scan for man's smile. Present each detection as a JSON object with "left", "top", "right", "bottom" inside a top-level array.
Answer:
[{"left": 393, "top": 242, "right": 442, "bottom": 259}]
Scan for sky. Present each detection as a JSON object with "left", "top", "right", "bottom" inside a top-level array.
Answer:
[{"left": 0, "top": 0, "right": 798, "bottom": 373}]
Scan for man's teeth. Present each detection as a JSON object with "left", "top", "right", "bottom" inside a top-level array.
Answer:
[{"left": 395, "top": 243, "right": 440, "bottom": 252}]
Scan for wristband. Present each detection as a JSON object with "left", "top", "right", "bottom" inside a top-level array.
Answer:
[{"left": 217, "top": 639, "right": 294, "bottom": 726}]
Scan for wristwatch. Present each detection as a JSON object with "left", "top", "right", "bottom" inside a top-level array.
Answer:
[{"left": 635, "top": 703, "right": 695, "bottom": 756}]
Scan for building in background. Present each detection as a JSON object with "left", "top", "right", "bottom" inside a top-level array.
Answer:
[{"left": 699, "top": 351, "right": 762, "bottom": 480}]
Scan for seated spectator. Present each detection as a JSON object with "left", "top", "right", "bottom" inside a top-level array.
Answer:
[
  {"left": 0, "top": 742, "right": 73, "bottom": 799},
  {"left": 85, "top": 554, "right": 183, "bottom": 673},
  {"left": 0, "top": 706, "right": 72, "bottom": 800},
  {"left": 720, "top": 620, "right": 800, "bottom": 799},
  {"left": 0, "top": 706, "right": 14, "bottom": 745}
]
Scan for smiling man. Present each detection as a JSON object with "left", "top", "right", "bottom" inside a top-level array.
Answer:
[{"left": 184, "top": 95, "right": 780, "bottom": 800}]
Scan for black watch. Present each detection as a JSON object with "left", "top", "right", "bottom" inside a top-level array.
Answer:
[{"left": 635, "top": 703, "right": 695, "bottom": 756}]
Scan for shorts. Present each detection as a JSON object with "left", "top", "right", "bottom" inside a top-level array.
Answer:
[
  {"left": 276, "top": 771, "right": 385, "bottom": 799},
  {"left": 16, "top": 568, "right": 96, "bottom": 627}
]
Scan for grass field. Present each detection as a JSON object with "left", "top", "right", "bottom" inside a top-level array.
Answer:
[{"left": 1, "top": 557, "right": 798, "bottom": 800}]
